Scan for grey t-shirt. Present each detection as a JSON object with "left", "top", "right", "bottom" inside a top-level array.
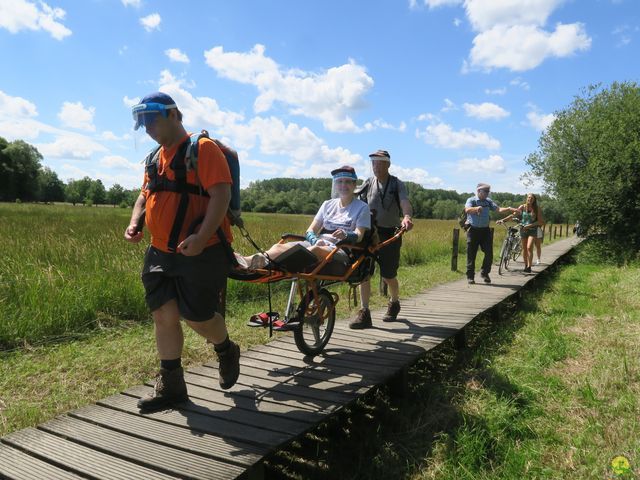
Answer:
[{"left": 363, "top": 175, "right": 409, "bottom": 228}]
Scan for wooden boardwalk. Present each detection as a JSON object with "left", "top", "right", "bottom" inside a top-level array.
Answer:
[{"left": 0, "top": 236, "right": 579, "bottom": 480}]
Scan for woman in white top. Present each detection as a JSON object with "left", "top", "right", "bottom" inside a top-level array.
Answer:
[{"left": 242, "top": 165, "right": 371, "bottom": 268}]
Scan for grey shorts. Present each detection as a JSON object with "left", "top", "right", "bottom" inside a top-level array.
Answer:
[{"left": 142, "top": 244, "right": 230, "bottom": 322}]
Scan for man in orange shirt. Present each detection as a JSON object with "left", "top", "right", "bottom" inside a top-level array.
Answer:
[{"left": 124, "top": 92, "right": 240, "bottom": 411}]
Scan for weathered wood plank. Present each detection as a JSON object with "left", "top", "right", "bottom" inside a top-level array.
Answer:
[
  {"left": 69, "top": 403, "right": 265, "bottom": 466},
  {"left": 3, "top": 428, "right": 179, "bottom": 480},
  {"left": 97, "top": 394, "right": 291, "bottom": 447},
  {"left": 0, "top": 442, "right": 84, "bottom": 480},
  {"left": 40, "top": 415, "right": 244, "bottom": 480}
]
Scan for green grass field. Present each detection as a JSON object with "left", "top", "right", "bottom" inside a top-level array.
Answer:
[
  {"left": 0, "top": 203, "right": 572, "bottom": 446},
  {"left": 265, "top": 253, "right": 640, "bottom": 479}
]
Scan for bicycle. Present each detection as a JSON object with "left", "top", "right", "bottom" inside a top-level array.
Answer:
[{"left": 497, "top": 221, "right": 522, "bottom": 275}]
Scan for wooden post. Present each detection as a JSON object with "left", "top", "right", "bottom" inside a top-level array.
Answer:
[
  {"left": 389, "top": 366, "right": 409, "bottom": 398},
  {"left": 553, "top": 226, "right": 557, "bottom": 239},
  {"left": 548, "top": 224, "right": 552, "bottom": 242},
  {"left": 454, "top": 328, "right": 466, "bottom": 349},
  {"left": 565, "top": 224, "right": 569, "bottom": 237},
  {"left": 451, "top": 228, "right": 460, "bottom": 271}
]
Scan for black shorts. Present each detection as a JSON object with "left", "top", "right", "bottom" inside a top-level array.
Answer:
[
  {"left": 377, "top": 227, "right": 402, "bottom": 279},
  {"left": 141, "top": 244, "right": 230, "bottom": 322}
]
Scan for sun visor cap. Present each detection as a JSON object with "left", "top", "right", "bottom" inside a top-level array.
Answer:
[
  {"left": 132, "top": 92, "right": 178, "bottom": 130},
  {"left": 132, "top": 102, "right": 177, "bottom": 130}
]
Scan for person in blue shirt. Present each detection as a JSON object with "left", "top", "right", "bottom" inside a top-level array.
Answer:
[{"left": 464, "top": 183, "right": 517, "bottom": 284}]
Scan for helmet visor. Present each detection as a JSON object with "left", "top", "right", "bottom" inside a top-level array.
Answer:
[{"left": 132, "top": 102, "right": 176, "bottom": 130}]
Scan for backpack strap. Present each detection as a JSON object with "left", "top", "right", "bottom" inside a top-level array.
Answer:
[
  {"left": 166, "top": 139, "right": 192, "bottom": 252},
  {"left": 390, "top": 175, "right": 401, "bottom": 213}
]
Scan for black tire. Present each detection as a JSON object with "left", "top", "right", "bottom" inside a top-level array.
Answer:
[
  {"left": 511, "top": 239, "right": 522, "bottom": 262},
  {"left": 498, "top": 238, "right": 510, "bottom": 275},
  {"left": 293, "top": 289, "right": 336, "bottom": 356}
]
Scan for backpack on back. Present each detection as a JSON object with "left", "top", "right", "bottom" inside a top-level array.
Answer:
[{"left": 184, "top": 130, "right": 242, "bottom": 227}]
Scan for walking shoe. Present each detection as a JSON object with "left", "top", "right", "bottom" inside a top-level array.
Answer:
[
  {"left": 137, "top": 367, "right": 188, "bottom": 412},
  {"left": 217, "top": 341, "right": 240, "bottom": 390},
  {"left": 349, "top": 308, "right": 372, "bottom": 329},
  {"left": 382, "top": 300, "right": 401, "bottom": 322},
  {"left": 523, "top": 266, "right": 532, "bottom": 273},
  {"left": 535, "top": 260, "right": 541, "bottom": 265},
  {"left": 481, "top": 273, "right": 491, "bottom": 284},
  {"left": 467, "top": 278, "right": 475, "bottom": 285}
]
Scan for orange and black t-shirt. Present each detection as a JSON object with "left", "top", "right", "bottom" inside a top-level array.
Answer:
[{"left": 142, "top": 134, "right": 233, "bottom": 253}]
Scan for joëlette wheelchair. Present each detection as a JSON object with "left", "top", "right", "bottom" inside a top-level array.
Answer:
[{"left": 228, "top": 227, "right": 405, "bottom": 356}]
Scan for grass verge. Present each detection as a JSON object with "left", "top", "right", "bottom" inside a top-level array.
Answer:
[{"left": 264, "top": 249, "right": 640, "bottom": 479}]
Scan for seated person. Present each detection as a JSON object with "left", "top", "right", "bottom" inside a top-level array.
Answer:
[{"left": 240, "top": 165, "right": 371, "bottom": 270}]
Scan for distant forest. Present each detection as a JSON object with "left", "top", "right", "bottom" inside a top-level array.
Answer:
[
  {"left": 241, "top": 177, "right": 570, "bottom": 223},
  {"left": 1, "top": 135, "right": 569, "bottom": 222}
]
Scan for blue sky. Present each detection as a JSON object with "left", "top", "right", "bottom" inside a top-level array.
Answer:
[{"left": 1, "top": 0, "right": 638, "bottom": 194}]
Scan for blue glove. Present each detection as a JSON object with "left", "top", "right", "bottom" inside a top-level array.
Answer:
[{"left": 305, "top": 231, "right": 319, "bottom": 245}]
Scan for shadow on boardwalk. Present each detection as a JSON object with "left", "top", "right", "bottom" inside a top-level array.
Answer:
[{"left": 264, "top": 253, "right": 575, "bottom": 480}]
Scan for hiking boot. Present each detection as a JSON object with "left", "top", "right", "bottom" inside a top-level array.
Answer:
[
  {"left": 349, "top": 308, "right": 372, "bottom": 329},
  {"left": 137, "top": 367, "right": 188, "bottom": 412},
  {"left": 468, "top": 278, "right": 475, "bottom": 285},
  {"left": 481, "top": 273, "right": 491, "bottom": 284},
  {"left": 382, "top": 300, "right": 401, "bottom": 322},
  {"left": 217, "top": 341, "right": 240, "bottom": 390}
]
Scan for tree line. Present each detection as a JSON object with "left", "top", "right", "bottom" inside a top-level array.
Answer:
[
  {"left": 1, "top": 134, "right": 569, "bottom": 221},
  {"left": 241, "top": 177, "right": 571, "bottom": 223},
  {"left": 1, "top": 136, "right": 141, "bottom": 207}
]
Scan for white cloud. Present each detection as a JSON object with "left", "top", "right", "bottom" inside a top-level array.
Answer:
[
  {"left": 122, "top": 96, "right": 140, "bottom": 108},
  {"left": 469, "top": 23, "right": 591, "bottom": 72},
  {"left": 485, "top": 87, "right": 507, "bottom": 95},
  {"left": 0, "top": 0, "right": 71, "bottom": 40},
  {"left": 140, "top": 13, "right": 161, "bottom": 32},
  {"left": 0, "top": 90, "right": 38, "bottom": 118},
  {"left": 204, "top": 44, "right": 374, "bottom": 133},
  {"left": 463, "top": 102, "right": 509, "bottom": 120},
  {"left": 36, "top": 134, "right": 108, "bottom": 159},
  {"left": 510, "top": 77, "right": 530, "bottom": 91},
  {"left": 416, "top": 122, "right": 500, "bottom": 150},
  {"left": 156, "top": 70, "right": 244, "bottom": 131},
  {"left": 121, "top": 0, "right": 141, "bottom": 7},
  {"left": 390, "top": 165, "right": 444, "bottom": 187},
  {"left": 100, "top": 155, "right": 138, "bottom": 170},
  {"left": 165, "top": 48, "right": 189, "bottom": 63},
  {"left": 363, "top": 119, "right": 407, "bottom": 132},
  {"left": 464, "top": 0, "right": 563, "bottom": 31},
  {"left": 143, "top": 70, "right": 362, "bottom": 177},
  {"left": 101, "top": 131, "right": 131, "bottom": 141},
  {"left": 58, "top": 101, "right": 96, "bottom": 131},
  {"left": 526, "top": 110, "right": 555, "bottom": 131},
  {"left": 456, "top": 154, "right": 506, "bottom": 173},
  {"left": 416, "top": 0, "right": 463, "bottom": 8},
  {"left": 442, "top": 98, "right": 456, "bottom": 112}
]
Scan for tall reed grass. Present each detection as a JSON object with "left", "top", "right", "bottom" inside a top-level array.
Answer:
[{"left": 0, "top": 203, "right": 500, "bottom": 349}]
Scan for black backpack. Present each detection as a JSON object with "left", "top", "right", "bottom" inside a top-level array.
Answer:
[{"left": 458, "top": 199, "right": 477, "bottom": 231}]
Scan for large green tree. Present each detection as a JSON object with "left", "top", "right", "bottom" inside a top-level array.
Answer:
[
  {"left": 0, "top": 137, "right": 43, "bottom": 201},
  {"left": 526, "top": 81, "right": 640, "bottom": 255}
]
